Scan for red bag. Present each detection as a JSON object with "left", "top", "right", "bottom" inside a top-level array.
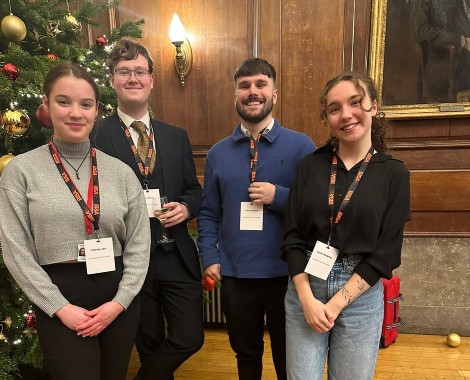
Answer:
[{"left": 379, "top": 275, "right": 404, "bottom": 348}]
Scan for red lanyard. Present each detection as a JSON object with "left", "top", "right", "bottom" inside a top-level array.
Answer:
[
  {"left": 249, "top": 128, "right": 266, "bottom": 182},
  {"left": 327, "top": 145, "right": 374, "bottom": 246},
  {"left": 119, "top": 118, "right": 155, "bottom": 187},
  {"left": 48, "top": 139, "right": 100, "bottom": 236}
]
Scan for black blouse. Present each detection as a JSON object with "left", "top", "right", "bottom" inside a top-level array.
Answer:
[{"left": 281, "top": 145, "right": 411, "bottom": 286}]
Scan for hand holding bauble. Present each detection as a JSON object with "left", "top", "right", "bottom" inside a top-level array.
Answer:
[
  {"left": 0, "top": 154, "right": 15, "bottom": 175},
  {"left": 201, "top": 275, "right": 217, "bottom": 291},
  {"left": 0, "top": 14, "right": 27, "bottom": 42}
]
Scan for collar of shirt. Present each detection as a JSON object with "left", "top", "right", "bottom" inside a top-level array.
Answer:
[
  {"left": 240, "top": 118, "right": 275, "bottom": 137},
  {"left": 117, "top": 109, "right": 151, "bottom": 132},
  {"left": 117, "top": 109, "right": 153, "bottom": 148}
]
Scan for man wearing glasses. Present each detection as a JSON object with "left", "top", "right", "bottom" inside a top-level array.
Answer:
[{"left": 92, "top": 37, "right": 203, "bottom": 380}]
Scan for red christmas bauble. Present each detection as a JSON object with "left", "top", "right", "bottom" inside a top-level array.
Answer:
[
  {"left": 2, "top": 63, "right": 19, "bottom": 81},
  {"left": 46, "top": 53, "right": 58, "bottom": 60},
  {"left": 35, "top": 104, "right": 52, "bottom": 128},
  {"left": 24, "top": 312, "right": 36, "bottom": 328},
  {"left": 96, "top": 36, "right": 107, "bottom": 49},
  {"left": 201, "top": 275, "right": 216, "bottom": 291}
]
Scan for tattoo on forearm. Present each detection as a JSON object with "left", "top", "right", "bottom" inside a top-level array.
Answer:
[
  {"left": 341, "top": 287, "right": 353, "bottom": 305},
  {"left": 341, "top": 279, "right": 367, "bottom": 305},
  {"left": 357, "top": 278, "right": 366, "bottom": 293}
]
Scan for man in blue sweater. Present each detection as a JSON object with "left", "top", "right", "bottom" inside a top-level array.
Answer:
[{"left": 197, "top": 58, "right": 316, "bottom": 380}]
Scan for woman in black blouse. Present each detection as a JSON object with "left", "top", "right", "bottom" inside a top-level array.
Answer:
[{"left": 282, "top": 72, "right": 410, "bottom": 380}]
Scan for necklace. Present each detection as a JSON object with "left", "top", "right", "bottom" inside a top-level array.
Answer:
[{"left": 56, "top": 146, "right": 91, "bottom": 180}]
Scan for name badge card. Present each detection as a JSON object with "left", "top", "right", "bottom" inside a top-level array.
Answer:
[
  {"left": 305, "top": 241, "right": 339, "bottom": 280},
  {"left": 84, "top": 237, "right": 115, "bottom": 275},
  {"left": 144, "top": 188, "right": 160, "bottom": 218},
  {"left": 240, "top": 202, "right": 263, "bottom": 230}
]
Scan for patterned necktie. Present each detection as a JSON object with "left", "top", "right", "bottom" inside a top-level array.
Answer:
[{"left": 130, "top": 121, "right": 156, "bottom": 173}]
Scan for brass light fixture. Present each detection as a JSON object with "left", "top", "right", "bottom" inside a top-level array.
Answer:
[{"left": 169, "top": 13, "right": 192, "bottom": 87}]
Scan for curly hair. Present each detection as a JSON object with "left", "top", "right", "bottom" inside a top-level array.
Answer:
[
  {"left": 320, "top": 71, "right": 388, "bottom": 153},
  {"left": 107, "top": 37, "right": 154, "bottom": 75}
]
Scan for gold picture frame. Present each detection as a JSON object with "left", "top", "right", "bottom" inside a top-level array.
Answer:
[{"left": 369, "top": 0, "right": 470, "bottom": 119}]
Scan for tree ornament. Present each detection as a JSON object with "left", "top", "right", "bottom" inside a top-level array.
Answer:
[
  {"left": 0, "top": 154, "right": 15, "bottom": 175},
  {"left": 46, "top": 53, "right": 58, "bottom": 60},
  {"left": 201, "top": 275, "right": 216, "bottom": 291},
  {"left": 64, "top": 13, "right": 81, "bottom": 33},
  {"left": 35, "top": 104, "right": 52, "bottom": 128},
  {"left": 1, "top": 109, "right": 31, "bottom": 138},
  {"left": 96, "top": 35, "right": 107, "bottom": 49},
  {"left": 446, "top": 332, "right": 461, "bottom": 348},
  {"left": 0, "top": 331, "right": 6, "bottom": 341},
  {"left": 2, "top": 63, "right": 19, "bottom": 81},
  {"left": 46, "top": 20, "right": 61, "bottom": 37},
  {"left": 4, "top": 317, "right": 12, "bottom": 329},
  {"left": 0, "top": 13, "right": 27, "bottom": 42},
  {"left": 24, "top": 312, "right": 36, "bottom": 328}
]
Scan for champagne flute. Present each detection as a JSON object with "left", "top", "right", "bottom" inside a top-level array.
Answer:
[{"left": 153, "top": 196, "right": 174, "bottom": 243}]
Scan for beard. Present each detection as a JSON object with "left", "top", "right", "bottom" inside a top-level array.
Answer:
[{"left": 236, "top": 96, "right": 274, "bottom": 124}]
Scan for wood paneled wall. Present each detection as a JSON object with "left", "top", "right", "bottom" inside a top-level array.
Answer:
[{"left": 91, "top": 0, "right": 470, "bottom": 236}]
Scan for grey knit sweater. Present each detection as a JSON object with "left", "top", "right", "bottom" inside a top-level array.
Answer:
[{"left": 0, "top": 139, "right": 150, "bottom": 317}]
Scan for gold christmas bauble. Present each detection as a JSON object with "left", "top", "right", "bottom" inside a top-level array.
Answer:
[
  {"left": 0, "top": 154, "right": 15, "bottom": 175},
  {"left": 1, "top": 109, "right": 31, "bottom": 138},
  {"left": 446, "top": 332, "right": 461, "bottom": 348},
  {"left": 0, "top": 14, "right": 27, "bottom": 42},
  {"left": 0, "top": 332, "right": 6, "bottom": 341}
]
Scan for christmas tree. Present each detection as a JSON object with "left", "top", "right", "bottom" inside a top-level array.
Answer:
[{"left": 0, "top": 1, "right": 143, "bottom": 378}]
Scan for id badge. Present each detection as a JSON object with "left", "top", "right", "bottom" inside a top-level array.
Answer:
[
  {"left": 84, "top": 237, "right": 115, "bottom": 275},
  {"left": 304, "top": 241, "right": 339, "bottom": 280},
  {"left": 77, "top": 243, "right": 86, "bottom": 262},
  {"left": 144, "top": 188, "right": 161, "bottom": 218},
  {"left": 240, "top": 202, "right": 263, "bottom": 230}
]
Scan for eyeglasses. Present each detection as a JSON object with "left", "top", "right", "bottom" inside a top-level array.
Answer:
[{"left": 113, "top": 68, "right": 151, "bottom": 77}]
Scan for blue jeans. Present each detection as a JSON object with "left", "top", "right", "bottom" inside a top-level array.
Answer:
[{"left": 285, "top": 255, "right": 384, "bottom": 380}]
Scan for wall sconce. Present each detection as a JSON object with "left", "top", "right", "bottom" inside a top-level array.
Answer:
[{"left": 169, "top": 13, "right": 192, "bottom": 87}]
